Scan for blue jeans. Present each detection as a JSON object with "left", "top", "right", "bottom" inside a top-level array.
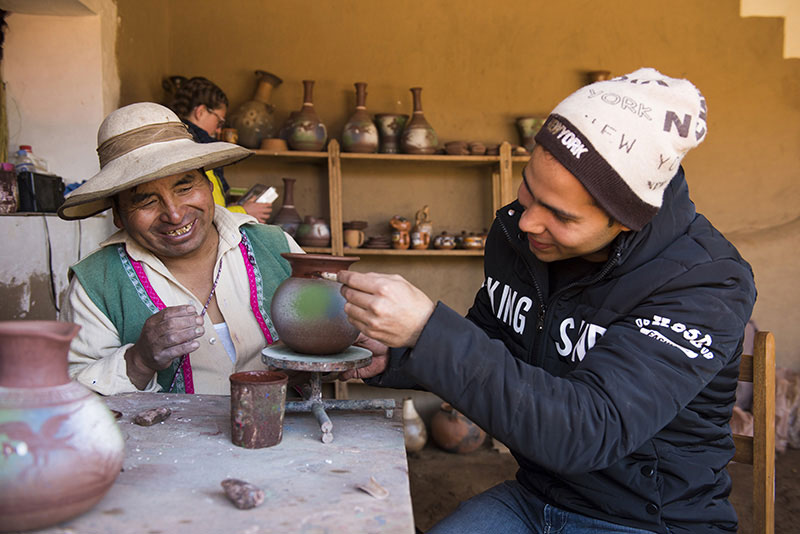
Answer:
[{"left": 427, "top": 481, "right": 658, "bottom": 534}]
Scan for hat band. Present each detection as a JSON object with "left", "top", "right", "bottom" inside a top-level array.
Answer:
[{"left": 97, "top": 122, "right": 193, "bottom": 168}]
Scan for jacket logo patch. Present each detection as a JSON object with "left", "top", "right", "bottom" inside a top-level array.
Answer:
[
  {"left": 635, "top": 315, "right": 713, "bottom": 359},
  {"left": 486, "top": 277, "right": 533, "bottom": 334},
  {"left": 556, "top": 317, "right": 607, "bottom": 362}
]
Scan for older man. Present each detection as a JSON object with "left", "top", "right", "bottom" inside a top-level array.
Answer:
[
  {"left": 58, "top": 102, "right": 301, "bottom": 395},
  {"left": 339, "top": 69, "right": 757, "bottom": 533}
]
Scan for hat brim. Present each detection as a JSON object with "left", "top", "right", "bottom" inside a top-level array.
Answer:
[{"left": 58, "top": 139, "right": 252, "bottom": 220}]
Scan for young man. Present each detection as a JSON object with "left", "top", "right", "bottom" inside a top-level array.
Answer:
[
  {"left": 58, "top": 102, "right": 302, "bottom": 395},
  {"left": 339, "top": 68, "right": 756, "bottom": 533}
]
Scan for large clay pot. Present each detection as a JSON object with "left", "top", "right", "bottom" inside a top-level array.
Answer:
[
  {"left": 400, "top": 87, "right": 439, "bottom": 155},
  {"left": 430, "top": 402, "right": 486, "bottom": 454},
  {"left": 229, "top": 70, "right": 283, "bottom": 149},
  {"left": 270, "top": 254, "right": 360, "bottom": 355},
  {"left": 0, "top": 321, "right": 125, "bottom": 532},
  {"left": 341, "top": 82, "right": 379, "bottom": 153},
  {"left": 287, "top": 80, "right": 328, "bottom": 152},
  {"left": 374, "top": 113, "right": 409, "bottom": 154},
  {"left": 272, "top": 177, "right": 303, "bottom": 237}
]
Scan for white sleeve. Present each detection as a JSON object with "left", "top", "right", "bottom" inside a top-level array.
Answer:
[{"left": 59, "top": 276, "right": 161, "bottom": 395}]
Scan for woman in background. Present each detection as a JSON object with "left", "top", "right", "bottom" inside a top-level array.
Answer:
[{"left": 169, "top": 77, "right": 272, "bottom": 223}]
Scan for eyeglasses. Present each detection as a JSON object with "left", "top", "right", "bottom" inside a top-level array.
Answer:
[{"left": 206, "top": 106, "right": 226, "bottom": 128}]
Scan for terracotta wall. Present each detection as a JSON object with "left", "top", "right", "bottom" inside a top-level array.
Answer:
[{"left": 116, "top": 0, "right": 800, "bottom": 368}]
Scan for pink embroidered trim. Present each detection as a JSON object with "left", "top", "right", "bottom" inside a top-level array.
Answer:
[
  {"left": 239, "top": 241, "right": 274, "bottom": 345},
  {"left": 129, "top": 255, "right": 195, "bottom": 394}
]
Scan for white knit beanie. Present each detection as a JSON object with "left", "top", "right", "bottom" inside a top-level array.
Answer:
[{"left": 534, "top": 67, "right": 707, "bottom": 231}]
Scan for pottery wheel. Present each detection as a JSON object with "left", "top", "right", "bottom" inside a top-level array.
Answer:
[{"left": 261, "top": 343, "right": 394, "bottom": 444}]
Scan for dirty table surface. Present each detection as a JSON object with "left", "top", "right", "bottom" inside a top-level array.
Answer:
[{"left": 34, "top": 392, "right": 415, "bottom": 534}]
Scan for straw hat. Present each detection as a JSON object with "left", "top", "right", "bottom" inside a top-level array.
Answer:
[{"left": 58, "top": 102, "right": 252, "bottom": 220}]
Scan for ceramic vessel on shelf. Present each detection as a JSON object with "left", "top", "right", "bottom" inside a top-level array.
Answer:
[
  {"left": 586, "top": 70, "right": 612, "bottom": 84},
  {"left": 374, "top": 113, "right": 408, "bottom": 154},
  {"left": 463, "top": 233, "right": 484, "bottom": 250},
  {"left": 400, "top": 87, "right": 439, "bottom": 155},
  {"left": 278, "top": 111, "right": 299, "bottom": 141},
  {"left": 433, "top": 232, "right": 456, "bottom": 250},
  {"left": 411, "top": 205, "right": 433, "bottom": 250},
  {"left": 229, "top": 70, "right": 283, "bottom": 149},
  {"left": 430, "top": 402, "right": 486, "bottom": 454},
  {"left": 341, "top": 82, "right": 379, "bottom": 153},
  {"left": 270, "top": 254, "right": 360, "bottom": 355},
  {"left": 390, "top": 215, "right": 411, "bottom": 250},
  {"left": 272, "top": 177, "right": 303, "bottom": 237},
  {"left": 0, "top": 321, "right": 125, "bottom": 531},
  {"left": 295, "top": 216, "right": 331, "bottom": 248},
  {"left": 287, "top": 80, "right": 328, "bottom": 152},
  {"left": 516, "top": 117, "right": 546, "bottom": 153},
  {"left": 403, "top": 397, "right": 427, "bottom": 453}
]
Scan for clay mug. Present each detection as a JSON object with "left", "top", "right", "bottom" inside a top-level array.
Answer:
[
  {"left": 230, "top": 370, "right": 288, "bottom": 449},
  {"left": 344, "top": 228, "right": 365, "bottom": 248},
  {"left": 220, "top": 127, "right": 239, "bottom": 144}
]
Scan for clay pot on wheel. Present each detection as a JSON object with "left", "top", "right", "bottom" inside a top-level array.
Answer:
[
  {"left": 430, "top": 402, "right": 486, "bottom": 454},
  {"left": 0, "top": 321, "right": 125, "bottom": 531},
  {"left": 270, "top": 254, "right": 360, "bottom": 355}
]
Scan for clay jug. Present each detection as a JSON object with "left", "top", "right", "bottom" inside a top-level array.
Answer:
[
  {"left": 229, "top": 70, "right": 283, "bottom": 149},
  {"left": 342, "top": 82, "right": 379, "bottom": 153},
  {"left": 287, "top": 80, "right": 328, "bottom": 152},
  {"left": 0, "top": 321, "right": 125, "bottom": 531},
  {"left": 374, "top": 113, "right": 409, "bottom": 154},
  {"left": 270, "top": 254, "right": 360, "bottom": 355},
  {"left": 272, "top": 177, "right": 303, "bottom": 237},
  {"left": 402, "top": 397, "right": 427, "bottom": 453},
  {"left": 400, "top": 87, "right": 439, "bottom": 155},
  {"left": 295, "top": 216, "right": 331, "bottom": 248},
  {"left": 430, "top": 402, "right": 486, "bottom": 454},
  {"left": 411, "top": 205, "right": 433, "bottom": 250},
  {"left": 515, "top": 117, "right": 546, "bottom": 153}
]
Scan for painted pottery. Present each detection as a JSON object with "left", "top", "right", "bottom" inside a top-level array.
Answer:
[
  {"left": 374, "top": 113, "right": 408, "bottom": 154},
  {"left": 516, "top": 117, "right": 546, "bottom": 153},
  {"left": 402, "top": 397, "right": 427, "bottom": 453},
  {"left": 0, "top": 321, "right": 125, "bottom": 532},
  {"left": 272, "top": 177, "right": 303, "bottom": 237},
  {"left": 400, "top": 87, "right": 439, "bottom": 155},
  {"left": 287, "top": 80, "right": 328, "bottom": 152},
  {"left": 412, "top": 205, "right": 433, "bottom": 250},
  {"left": 341, "top": 82, "right": 379, "bottom": 153},
  {"left": 229, "top": 70, "right": 283, "bottom": 149},
  {"left": 433, "top": 232, "right": 456, "bottom": 250},
  {"left": 295, "top": 216, "right": 331, "bottom": 248},
  {"left": 463, "top": 233, "right": 485, "bottom": 250},
  {"left": 230, "top": 370, "right": 288, "bottom": 449},
  {"left": 278, "top": 111, "right": 299, "bottom": 141},
  {"left": 270, "top": 254, "right": 360, "bottom": 355},
  {"left": 390, "top": 215, "right": 411, "bottom": 250},
  {"left": 430, "top": 402, "right": 486, "bottom": 454}
]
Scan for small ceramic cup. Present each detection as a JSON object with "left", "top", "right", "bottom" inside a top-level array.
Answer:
[
  {"left": 344, "top": 228, "right": 365, "bottom": 248},
  {"left": 230, "top": 370, "right": 288, "bottom": 449}
]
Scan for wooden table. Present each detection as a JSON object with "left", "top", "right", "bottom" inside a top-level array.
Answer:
[{"left": 34, "top": 392, "right": 415, "bottom": 534}]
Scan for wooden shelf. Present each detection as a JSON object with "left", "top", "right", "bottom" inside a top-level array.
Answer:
[
  {"left": 342, "top": 248, "right": 483, "bottom": 256},
  {"left": 250, "top": 149, "right": 328, "bottom": 162}
]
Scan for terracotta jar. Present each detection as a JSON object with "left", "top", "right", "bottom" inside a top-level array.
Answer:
[
  {"left": 229, "top": 70, "right": 283, "bottom": 149},
  {"left": 295, "top": 216, "right": 331, "bottom": 248},
  {"left": 0, "top": 321, "right": 125, "bottom": 531},
  {"left": 341, "top": 82, "right": 379, "bottom": 153},
  {"left": 374, "top": 113, "right": 408, "bottom": 154},
  {"left": 272, "top": 177, "right": 303, "bottom": 237},
  {"left": 270, "top": 254, "right": 360, "bottom": 355},
  {"left": 430, "top": 402, "right": 486, "bottom": 454},
  {"left": 400, "top": 87, "right": 439, "bottom": 155},
  {"left": 287, "top": 80, "right": 328, "bottom": 152}
]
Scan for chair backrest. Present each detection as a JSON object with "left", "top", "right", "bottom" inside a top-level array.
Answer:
[{"left": 732, "top": 331, "right": 776, "bottom": 534}]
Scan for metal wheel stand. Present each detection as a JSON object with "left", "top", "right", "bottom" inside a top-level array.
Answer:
[{"left": 263, "top": 344, "right": 395, "bottom": 444}]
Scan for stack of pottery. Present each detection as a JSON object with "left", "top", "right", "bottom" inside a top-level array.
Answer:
[
  {"left": 286, "top": 80, "right": 328, "bottom": 152},
  {"left": 270, "top": 254, "right": 360, "bottom": 355},
  {"left": 228, "top": 70, "right": 283, "bottom": 149},
  {"left": 400, "top": 87, "right": 439, "bottom": 155},
  {"left": 341, "top": 82, "right": 379, "bottom": 153},
  {"left": 363, "top": 235, "right": 392, "bottom": 249}
]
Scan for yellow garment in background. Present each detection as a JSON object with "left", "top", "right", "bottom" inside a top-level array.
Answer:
[{"left": 207, "top": 169, "right": 246, "bottom": 214}]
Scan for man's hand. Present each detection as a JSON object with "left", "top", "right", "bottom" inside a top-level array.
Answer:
[
  {"left": 338, "top": 271, "right": 435, "bottom": 348},
  {"left": 124, "top": 305, "right": 204, "bottom": 389},
  {"left": 241, "top": 199, "right": 273, "bottom": 223},
  {"left": 339, "top": 333, "right": 389, "bottom": 380}
]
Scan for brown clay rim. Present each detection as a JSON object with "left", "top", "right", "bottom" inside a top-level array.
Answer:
[
  {"left": 0, "top": 320, "right": 80, "bottom": 340},
  {"left": 229, "top": 370, "right": 288, "bottom": 385}
]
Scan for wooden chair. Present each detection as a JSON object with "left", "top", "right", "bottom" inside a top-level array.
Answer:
[{"left": 732, "top": 331, "right": 776, "bottom": 534}]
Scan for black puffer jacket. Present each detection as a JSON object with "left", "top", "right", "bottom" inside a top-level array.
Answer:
[{"left": 371, "top": 169, "right": 756, "bottom": 533}]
